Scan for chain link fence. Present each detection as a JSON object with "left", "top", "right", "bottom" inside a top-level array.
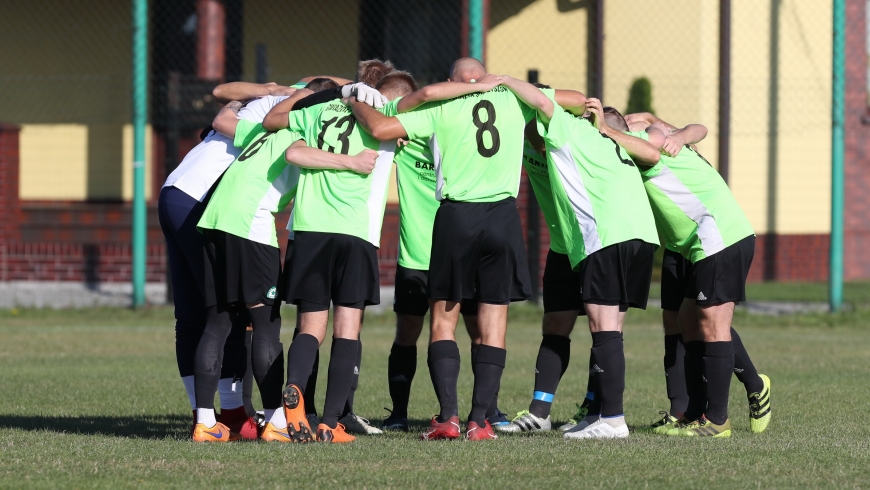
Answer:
[{"left": 0, "top": 0, "right": 836, "bottom": 291}]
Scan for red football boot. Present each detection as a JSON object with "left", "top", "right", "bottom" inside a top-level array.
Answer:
[
  {"left": 465, "top": 420, "right": 497, "bottom": 441},
  {"left": 420, "top": 416, "right": 461, "bottom": 441},
  {"left": 218, "top": 406, "right": 260, "bottom": 440}
]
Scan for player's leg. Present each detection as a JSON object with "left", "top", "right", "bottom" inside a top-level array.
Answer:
[
  {"left": 502, "top": 249, "right": 579, "bottom": 434},
  {"left": 464, "top": 198, "right": 532, "bottom": 441},
  {"left": 420, "top": 200, "right": 481, "bottom": 441},
  {"left": 731, "top": 327, "right": 772, "bottom": 433},
  {"left": 316, "top": 305, "right": 363, "bottom": 443},
  {"left": 216, "top": 312, "right": 259, "bottom": 440},
  {"left": 565, "top": 240, "right": 654, "bottom": 440},
  {"left": 383, "top": 266, "right": 429, "bottom": 431},
  {"left": 645, "top": 249, "right": 690, "bottom": 433},
  {"left": 157, "top": 186, "right": 208, "bottom": 432},
  {"left": 462, "top": 304, "right": 509, "bottom": 428}
]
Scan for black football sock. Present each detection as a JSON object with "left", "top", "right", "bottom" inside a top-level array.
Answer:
[
  {"left": 428, "top": 340, "right": 461, "bottom": 422},
  {"left": 293, "top": 328, "right": 319, "bottom": 415},
  {"left": 683, "top": 340, "right": 706, "bottom": 421},
  {"left": 580, "top": 349, "right": 600, "bottom": 416},
  {"left": 591, "top": 331, "right": 625, "bottom": 417},
  {"left": 342, "top": 339, "right": 362, "bottom": 417},
  {"left": 703, "top": 341, "right": 734, "bottom": 425},
  {"left": 471, "top": 344, "right": 500, "bottom": 419},
  {"left": 731, "top": 328, "right": 764, "bottom": 394},
  {"left": 468, "top": 345, "right": 506, "bottom": 426},
  {"left": 664, "top": 334, "right": 689, "bottom": 416},
  {"left": 175, "top": 319, "right": 204, "bottom": 378},
  {"left": 243, "top": 327, "right": 254, "bottom": 415},
  {"left": 529, "top": 334, "right": 571, "bottom": 418},
  {"left": 387, "top": 344, "right": 417, "bottom": 418},
  {"left": 285, "top": 333, "right": 320, "bottom": 394},
  {"left": 321, "top": 338, "right": 359, "bottom": 429},
  {"left": 249, "top": 306, "right": 283, "bottom": 410},
  {"left": 193, "top": 306, "right": 234, "bottom": 409},
  {"left": 220, "top": 316, "right": 247, "bottom": 381}
]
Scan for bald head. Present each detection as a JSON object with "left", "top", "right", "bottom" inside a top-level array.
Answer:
[{"left": 449, "top": 57, "right": 486, "bottom": 82}]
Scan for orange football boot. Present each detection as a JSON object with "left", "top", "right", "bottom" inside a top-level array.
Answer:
[
  {"left": 316, "top": 423, "right": 356, "bottom": 443},
  {"left": 282, "top": 384, "right": 315, "bottom": 442},
  {"left": 192, "top": 422, "right": 240, "bottom": 442}
]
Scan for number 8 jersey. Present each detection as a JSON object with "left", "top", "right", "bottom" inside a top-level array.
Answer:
[
  {"left": 396, "top": 85, "right": 537, "bottom": 203},
  {"left": 537, "top": 98, "right": 659, "bottom": 269},
  {"left": 286, "top": 101, "right": 396, "bottom": 247}
]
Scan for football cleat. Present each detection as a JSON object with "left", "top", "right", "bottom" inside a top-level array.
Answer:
[
  {"left": 667, "top": 416, "right": 732, "bottom": 438},
  {"left": 260, "top": 423, "right": 295, "bottom": 443},
  {"left": 192, "top": 422, "right": 240, "bottom": 443},
  {"left": 563, "top": 416, "right": 629, "bottom": 440},
  {"left": 748, "top": 374, "right": 772, "bottom": 433},
  {"left": 218, "top": 406, "right": 259, "bottom": 440},
  {"left": 316, "top": 423, "right": 356, "bottom": 443},
  {"left": 558, "top": 402, "right": 589, "bottom": 432},
  {"left": 420, "top": 416, "right": 461, "bottom": 441},
  {"left": 466, "top": 420, "right": 497, "bottom": 441},
  {"left": 497, "top": 410, "right": 551, "bottom": 433},
  {"left": 640, "top": 411, "right": 679, "bottom": 435},
  {"left": 486, "top": 409, "right": 511, "bottom": 428},
  {"left": 339, "top": 412, "right": 383, "bottom": 435},
  {"left": 381, "top": 408, "right": 410, "bottom": 432},
  {"left": 282, "top": 384, "right": 315, "bottom": 443}
]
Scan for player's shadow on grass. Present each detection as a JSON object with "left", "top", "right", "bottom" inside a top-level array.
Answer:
[{"left": 0, "top": 414, "right": 191, "bottom": 439}]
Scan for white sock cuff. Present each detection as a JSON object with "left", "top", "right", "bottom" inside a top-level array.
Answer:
[
  {"left": 181, "top": 376, "right": 196, "bottom": 410},
  {"left": 218, "top": 378, "right": 244, "bottom": 410}
]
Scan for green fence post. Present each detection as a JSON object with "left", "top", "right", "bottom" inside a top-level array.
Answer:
[
  {"left": 830, "top": 0, "right": 845, "bottom": 312},
  {"left": 132, "top": 0, "right": 148, "bottom": 308},
  {"left": 469, "top": 0, "right": 484, "bottom": 61}
]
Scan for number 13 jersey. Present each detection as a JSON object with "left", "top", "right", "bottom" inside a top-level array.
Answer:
[
  {"left": 537, "top": 99, "right": 659, "bottom": 268},
  {"left": 286, "top": 101, "right": 396, "bottom": 247},
  {"left": 396, "top": 85, "right": 537, "bottom": 203}
]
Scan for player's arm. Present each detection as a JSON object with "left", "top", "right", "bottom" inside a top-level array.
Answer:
[
  {"left": 296, "top": 75, "right": 354, "bottom": 86},
  {"left": 625, "top": 112, "right": 679, "bottom": 132},
  {"left": 395, "top": 74, "right": 504, "bottom": 113},
  {"left": 501, "top": 76, "right": 555, "bottom": 123},
  {"left": 212, "top": 101, "right": 244, "bottom": 139},
  {"left": 261, "top": 89, "right": 315, "bottom": 131},
  {"left": 350, "top": 101, "right": 409, "bottom": 141},
  {"left": 588, "top": 98, "right": 660, "bottom": 166},
  {"left": 660, "top": 124, "right": 708, "bottom": 157},
  {"left": 553, "top": 89, "right": 587, "bottom": 116},
  {"left": 284, "top": 140, "right": 379, "bottom": 175},
  {"left": 212, "top": 82, "right": 296, "bottom": 103}
]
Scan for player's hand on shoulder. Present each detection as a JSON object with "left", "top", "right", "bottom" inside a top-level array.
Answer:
[
  {"left": 474, "top": 73, "right": 505, "bottom": 92},
  {"left": 350, "top": 149, "right": 379, "bottom": 174},
  {"left": 662, "top": 134, "right": 685, "bottom": 157},
  {"left": 341, "top": 83, "right": 388, "bottom": 109}
]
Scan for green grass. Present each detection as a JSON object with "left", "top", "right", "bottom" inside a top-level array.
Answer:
[
  {"left": 2, "top": 305, "right": 869, "bottom": 488},
  {"left": 647, "top": 280, "right": 870, "bottom": 305}
]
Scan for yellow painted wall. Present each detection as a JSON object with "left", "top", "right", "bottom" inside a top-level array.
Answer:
[
  {"left": 19, "top": 125, "right": 89, "bottom": 200},
  {"left": 488, "top": 0, "right": 832, "bottom": 234},
  {"left": 241, "top": 0, "right": 360, "bottom": 85}
]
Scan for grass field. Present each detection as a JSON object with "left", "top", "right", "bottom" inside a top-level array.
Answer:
[{"left": 1, "top": 304, "right": 869, "bottom": 488}]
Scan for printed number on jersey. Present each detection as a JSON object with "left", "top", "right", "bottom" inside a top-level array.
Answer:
[
  {"left": 317, "top": 115, "right": 355, "bottom": 155},
  {"left": 471, "top": 100, "right": 501, "bottom": 157}
]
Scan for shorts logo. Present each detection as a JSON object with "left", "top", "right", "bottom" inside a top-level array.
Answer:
[
  {"left": 697, "top": 291, "right": 707, "bottom": 301},
  {"left": 353, "top": 366, "right": 359, "bottom": 375},
  {"left": 266, "top": 287, "right": 277, "bottom": 299}
]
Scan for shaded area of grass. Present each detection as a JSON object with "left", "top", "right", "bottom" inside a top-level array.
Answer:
[{"left": 1, "top": 304, "right": 869, "bottom": 488}]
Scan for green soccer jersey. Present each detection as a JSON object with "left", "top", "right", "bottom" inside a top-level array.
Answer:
[
  {"left": 630, "top": 132, "right": 755, "bottom": 263},
  {"left": 286, "top": 101, "right": 396, "bottom": 247},
  {"left": 523, "top": 141, "right": 568, "bottom": 255},
  {"left": 382, "top": 98, "right": 439, "bottom": 270},
  {"left": 396, "top": 86, "right": 537, "bottom": 203},
  {"left": 197, "top": 120, "right": 302, "bottom": 247},
  {"left": 537, "top": 102, "right": 659, "bottom": 268}
]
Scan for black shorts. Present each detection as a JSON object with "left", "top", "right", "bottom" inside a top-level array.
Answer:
[
  {"left": 283, "top": 231, "right": 380, "bottom": 312},
  {"left": 542, "top": 249, "right": 586, "bottom": 314},
  {"left": 202, "top": 229, "right": 282, "bottom": 307},
  {"left": 660, "top": 248, "right": 691, "bottom": 312},
  {"left": 686, "top": 235, "right": 755, "bottom": 306},
  {"left": 393, "top": 266, "right": 479, "bottom": 316},
  {"left": 428, "top": 198, "right": 531, "bottom": 304},
  {"left": 578, "top": 239, "right": 655, "bottom": 311}
]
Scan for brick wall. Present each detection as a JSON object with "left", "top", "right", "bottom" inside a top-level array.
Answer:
[
  {"left": 0, "top": 124, "right": 22, "bottom": 243},
  {"left": 844, "top": 0, "right": 870, "bottom": 280}
]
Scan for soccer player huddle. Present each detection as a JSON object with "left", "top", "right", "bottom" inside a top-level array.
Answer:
[{"left": 160, "top": 57, "right": 772, "bottom": 444}]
